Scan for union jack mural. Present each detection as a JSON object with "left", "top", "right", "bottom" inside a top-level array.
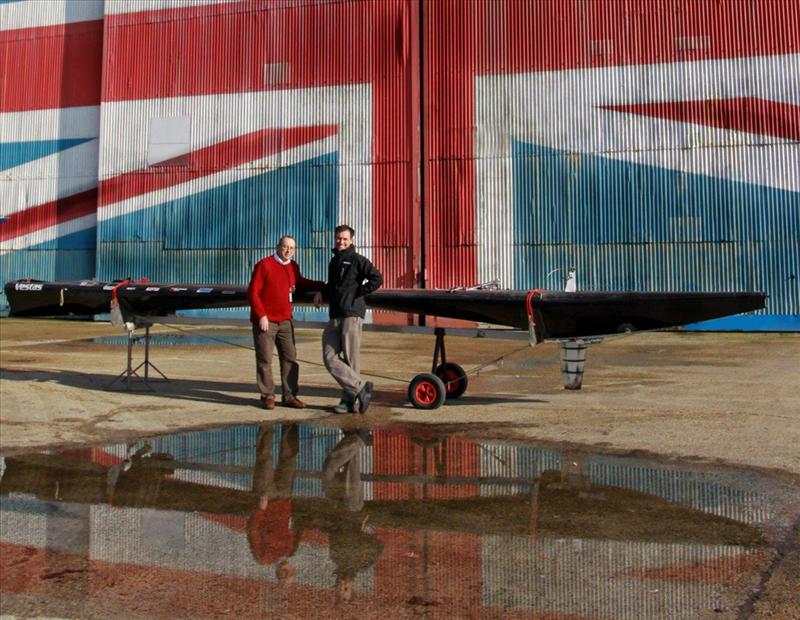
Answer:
[
  {"left": 1, "top": 0, "right": 798, "bottom": 328},
  {"left": 0, "top": 0, "right": 104, "bottom": 283}
]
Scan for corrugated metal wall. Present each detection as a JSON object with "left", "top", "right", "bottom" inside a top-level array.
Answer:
[
  {"left": 2, "top": 0, "right": 797, "bottom": 329},
  {"left": 0, "top": 0, "right": 105, "bottom": 311},
  {"left": 430, "top": 0, "right": 799, "bottom": 327},
  {"left": 94, "top": 0, "right": 419, "bottom": 323}
]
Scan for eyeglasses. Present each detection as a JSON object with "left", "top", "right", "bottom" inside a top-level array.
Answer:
[{"left": 278, "top": 244, "right": 296, "bottom": 250}]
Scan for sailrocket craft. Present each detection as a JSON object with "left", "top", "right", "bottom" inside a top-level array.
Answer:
[{"left": 4, "top": 277, "right": 766, "bottom": 409}]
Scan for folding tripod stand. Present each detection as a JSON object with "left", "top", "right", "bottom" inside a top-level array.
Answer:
[{"left": 106, "top": 320, "right": 169, "bottom": 391}]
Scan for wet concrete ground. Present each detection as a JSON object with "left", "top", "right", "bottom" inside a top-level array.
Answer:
[
  {"left": 1, "top": 318, "right": 799, "bottom": 617},
  {"left": 1, "top": 422, "right": 799, "bottom": 619}
]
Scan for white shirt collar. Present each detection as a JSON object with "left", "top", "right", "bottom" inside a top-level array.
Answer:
[{"left": 273, "top": 253, "right": 291, "bottom": 266}]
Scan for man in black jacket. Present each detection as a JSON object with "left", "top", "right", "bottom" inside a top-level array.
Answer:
[{"left": 320, "top": 225, "right": 383, "bottom": 413}]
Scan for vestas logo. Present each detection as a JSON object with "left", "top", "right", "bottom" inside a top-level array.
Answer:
[{"left": 14, "top": 282, "right": 43, "bottom": 291}]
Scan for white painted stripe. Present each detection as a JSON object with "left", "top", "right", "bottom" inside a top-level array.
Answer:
[
  {"left": 0, "top": 0, "right": 104, "bottom": 31},
  {"left": 0, "top": 212, "right": 96, "bottom": 254},
  {"left": 104, "top": 0, "right": 241, "bottom": 16},
  {"left": 98, "top": 84, "right": 374, "bottom": 252},
  {"left": 604, "top": 141, "right": 800, "bottom": 194},
  {"left": 97, "top": 86, "right": 372, "bottom": 173},
  {"left": 0, "top": 106, "right": 100, "bottom": 142},
  {"left": 0, "top": 140, "right": 99, "bottom": 216},
  {"left": 506, "top": 54, "right": 799, "bottom": 156}
]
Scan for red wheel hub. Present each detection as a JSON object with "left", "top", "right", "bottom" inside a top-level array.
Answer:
[
  {"left": 414, "top": 380, "right": 438, "bottom": 405},
  {"left": 441, "top": 370, "right": 459, "bottom": 393}
]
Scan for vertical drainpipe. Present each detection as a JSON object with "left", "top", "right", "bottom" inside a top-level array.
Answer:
[
  {"left": 417, "top": 0, "right": 427, "bottom": 326},
  {"left": 96, "top": 4, "right": 111, "bottom": 282}
]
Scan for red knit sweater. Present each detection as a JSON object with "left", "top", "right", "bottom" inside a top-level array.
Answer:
[{"left": 248, "top": 256, "right": 323, "bottom": 322}]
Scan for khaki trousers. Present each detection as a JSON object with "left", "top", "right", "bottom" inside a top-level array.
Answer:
[
  {"left": 322, "top": 431, "right": 365, "bottom": 512},
  {"left": 322, "top": 317, "right": 365, "bottom": 402},
  {"left": 252, "top": 320, "right": 299, "bottom": 401}
]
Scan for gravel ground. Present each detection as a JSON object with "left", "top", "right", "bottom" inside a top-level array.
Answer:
[
  {"left": 1, "top": 317, "right": 799, "bottom": 618},
  {"left": 1, "top": 318, "right": 798, "bottom": 475}
]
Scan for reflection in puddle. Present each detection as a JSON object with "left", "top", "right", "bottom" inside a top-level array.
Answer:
[{"left": 0, "top": 424, "right": 794, "bottom": 618}]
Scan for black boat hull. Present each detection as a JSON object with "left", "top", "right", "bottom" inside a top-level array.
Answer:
[{"left": 4, "top": 279, "right": 766, "bottom": 340}]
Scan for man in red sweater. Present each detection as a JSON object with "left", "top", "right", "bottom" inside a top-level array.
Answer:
[{"left": 248, "top": 236, "right": 324, "bottom": 409}]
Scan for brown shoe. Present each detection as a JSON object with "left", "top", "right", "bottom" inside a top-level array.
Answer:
[
  {"left": 282, "top": 398, "right": 306, "bottom": 409},
  {"left": 261, "top": 396, "right": 276, "bottom": 410}
]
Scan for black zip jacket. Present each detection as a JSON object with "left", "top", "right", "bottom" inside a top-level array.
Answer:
[{"left": 325, "top": 245, "right": 383, "bottom": 319}]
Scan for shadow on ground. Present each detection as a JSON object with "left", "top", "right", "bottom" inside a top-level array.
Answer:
[{"left": 1, "top": 367, "right": 548, "bottom": 410}]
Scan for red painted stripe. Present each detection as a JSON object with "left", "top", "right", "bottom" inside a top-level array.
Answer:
[
  {"left": 101, "top": 1, "right": 800, "bottom": 103},
  {"left": 474, "top": 0, "right": 800, "bottom": 76},
  {"left": 199, "top": 513, "right": 247, "bottom": 532},
  {"left": 604, "top": 98, "right": 800, "bottom": 141},
  {"left": 102, "top": 2, "right": 376, "bottom": 102},
  {"left": 372, "top": 1, "right": 420, "bottom": 299},
  {"left": 98, "top": 124, "right": 337, "bottom": 207},
  {"left": 0, "top": 20, "right": 103, "bottom": 112},
  {"left": 0, "top": 188, "right": 97, "bottom": 242},
  {"left": 423, "top": 0, "right": 477, "bottom": 288}
]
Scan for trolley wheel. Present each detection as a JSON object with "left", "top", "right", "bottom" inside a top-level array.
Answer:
[
  {"left": 408, "top": 373, "right": 447, "bottom": 410},
  {"left": 435, "top": 362, "right": 468, "bottom": 399}
]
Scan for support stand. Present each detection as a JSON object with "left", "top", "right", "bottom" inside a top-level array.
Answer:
[
  {"left": 559, "top": 339, "right": 587, "bottom": 390},
  {"left": 106, "top": 322, "right": 169, "bottom": 391},
  {"left": 430, "top": 327, "right": 447, "bottom": 373}
]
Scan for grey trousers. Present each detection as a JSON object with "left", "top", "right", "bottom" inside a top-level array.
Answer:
[
  {"left": 322, "top": 316, "right": 365, "bottom": 402},
  {"left": 252, "top": 320, "right": 299, "bottom": 401}
]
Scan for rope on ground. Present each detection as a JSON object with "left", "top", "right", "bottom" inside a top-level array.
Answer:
[
  {"left": 137, "top": 317, "right": 532, "bottom": 385},
  {"left": 461, "top": 343, "right": 531, "bottom": 378}
]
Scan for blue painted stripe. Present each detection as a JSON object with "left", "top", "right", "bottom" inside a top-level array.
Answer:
[
  {"left": 512, "top": 142, "right": 799, "bottom": 246},
  {"left": 97, "top": 152, "right": 338, "bottom": 286},
  {"left": 684, "top": 314, "right": 800, "bottom": 332},
  {"left": 28, "top": 226, "right": 97, "bottom": 250},
  {"left": 0, "top": 138, "right": 95, "bottom": 172},
  {"left": 173, "top": 306, "right": 330, "bottom": 323}
]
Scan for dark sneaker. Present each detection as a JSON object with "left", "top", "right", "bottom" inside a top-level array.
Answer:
[
  {"left": 357, "top": 381, "right": 374, "bottom": 414},
  {"left": 282, "top": 398, "right": 306, "bottom": 409},
  {"left": 261, "top": 395, "right": 276, "bottom": 410}
]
